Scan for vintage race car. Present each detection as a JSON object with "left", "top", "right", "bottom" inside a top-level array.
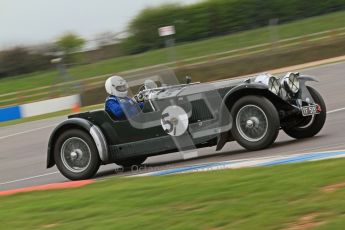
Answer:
[{"left": 47, "top": 71, "right": 326, "bottom": 180}]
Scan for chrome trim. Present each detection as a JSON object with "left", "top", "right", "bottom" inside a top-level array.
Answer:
[
  {"left": 90, "top": 125, "right": 109, "bottom": 163},
  {"left": 298, "top": 115, "right": 315, "bottom": 129}
]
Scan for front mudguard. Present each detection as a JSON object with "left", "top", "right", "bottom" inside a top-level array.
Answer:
[
  {"left": 297, "top": 75, "right": 319, "bottom": 105},
  {"left": 216, "top": 83, "right": 293, "bottom": 151}
]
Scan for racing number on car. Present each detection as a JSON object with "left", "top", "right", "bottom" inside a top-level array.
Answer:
[
  {"left": 161, "top": 112, "right": 174, "bottom": 133},
  {"left": 161, "top": 106, "right": 189, "bottom": 136}
]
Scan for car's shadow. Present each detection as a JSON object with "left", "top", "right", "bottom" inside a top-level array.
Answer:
[
  {"left": 145, "top": 135, "right": 326, "bottom": 167},
  {"left": 94, "top": 134, "right": 327, "bottom": 179}
]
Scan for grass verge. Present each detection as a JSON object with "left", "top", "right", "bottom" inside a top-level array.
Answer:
[
  {"left": 1, "top": 158, "right": 345, "bottom": 229},
  {"left": 1, "top": 11, "right": 345, "bottom": 94}
]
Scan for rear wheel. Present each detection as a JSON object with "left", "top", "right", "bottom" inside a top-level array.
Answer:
[
  {"left": 283, "top": 86, "right": 326, "bottom": 139},
  {"left": 54, "top": 129, "right": 100, "bottom": 180},
  {"left": 231, "top": 96, "right": 280, "bottom": 151},
  {"left": 115, "top": 157, "right": 147, "bottom": 169}
]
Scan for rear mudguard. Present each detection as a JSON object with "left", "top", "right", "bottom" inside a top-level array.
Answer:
[{"left": 47, "top": 118, "right": 109, "bottom": 168}]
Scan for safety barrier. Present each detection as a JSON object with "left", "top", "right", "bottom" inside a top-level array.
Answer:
[
  {"left": 0, "top": 106, "right": 22, "bottom": 122},
  {"left": 0, "top": 95, "right": 80, "bottom": 122}
]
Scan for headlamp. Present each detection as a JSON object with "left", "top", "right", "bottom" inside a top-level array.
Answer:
[
  {"left": 282, "top": 72, "right": 300, "bottom": 94},
  {"left": 254, "top": 73, "right": 281, "bottom": 95}
]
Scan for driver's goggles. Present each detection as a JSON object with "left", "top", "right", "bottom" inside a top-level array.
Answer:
[{"left": 115, "top": 85, "right": 128, "bottom": 92}]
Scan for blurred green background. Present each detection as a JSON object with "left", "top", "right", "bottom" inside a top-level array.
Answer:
[{"left": 1, "top": 0, "right": 345, "bottom": 107}]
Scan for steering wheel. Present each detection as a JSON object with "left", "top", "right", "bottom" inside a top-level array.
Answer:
[
  {"left": 134, "top": 84, "right": 146, "bottom": 103},
  {"left": 135, "top": 80, "right": 159, "bottom": 102}
]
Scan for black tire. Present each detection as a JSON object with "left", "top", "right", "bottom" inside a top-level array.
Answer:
[
  {"left": 283, "top": 86, "right": 326, "bottom": 139},
  {"left": 231, "top": 95, "right": 280, "bottom": 151},
  {"left": 115, "top": 157, "right": 147, "bottom": 168},
  {"left": 54, "top": 129, "right": 101, "bottom": 180}
]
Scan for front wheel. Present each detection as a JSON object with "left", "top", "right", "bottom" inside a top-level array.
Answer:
[
  {"left": 231, "top": 96, "right": 280, "bottom": 151},
  {"left": 283, "top": 86, "right": 326, "bottom": 139},
  {"left": 54, "top": 129, "right": 101, "bottom": 180}
]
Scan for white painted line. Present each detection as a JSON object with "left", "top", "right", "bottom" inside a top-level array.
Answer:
[
  {"left": 0, "top": 124, "right": 57, "bottom": 140},
  {"left": 0, "top": 171, "right": 59, "bottom": 186},
  {"left": 3, "top": 105, "right": 343, "bottom": 141},
  {"left": 327, "top": 107, "right": 345, "bottom": 114},
  {"left": 0, "top": 105, "right": 343, "bottom": 141}
]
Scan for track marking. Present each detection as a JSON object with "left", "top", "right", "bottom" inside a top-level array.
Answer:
[
  {"left": 132, "top": 150, "right": 331, "bottom": 177},
  {"left": 135, "top": 149, "right": 345, "bottom": 176},
  {"left": 0, "top": 180, "right": 94, "bottom": 196},
  {"left": 0, "top": 107, "right": 344, "bottom": 141},
  {"left": 327, "top": 107, "right": 345, "bottom": 114},
  {"left": 0, "top": 124, "right": 57, "bottom": 140},
  {"left": 0, "top": 171, "right": 59, "bottom": 186}
]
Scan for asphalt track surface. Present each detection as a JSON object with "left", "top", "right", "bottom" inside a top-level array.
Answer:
[{"left": 1, "top": 61, "right": 345, "bottom": 192}]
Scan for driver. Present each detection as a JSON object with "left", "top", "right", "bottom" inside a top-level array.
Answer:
[{"left": 105, "top": 76, "right": 144, "bottom": 120}]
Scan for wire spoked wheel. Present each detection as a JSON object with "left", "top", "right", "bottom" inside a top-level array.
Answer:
[
  {"left": 231, "top": 96, "right": 280, "bottom": 151},
  {"left": 54, "top": 129, "right": 100, "bottom": 180},
  {"left": 236, "top": 105, "right": 268, "bottom": 142},
  {"left": 61, "top": 137, "right": 92, "bottom": 173}
]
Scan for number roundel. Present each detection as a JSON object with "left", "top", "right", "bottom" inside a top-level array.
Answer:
[{"left": 161, "top": 105, "right": 189, "bottom": 136}]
